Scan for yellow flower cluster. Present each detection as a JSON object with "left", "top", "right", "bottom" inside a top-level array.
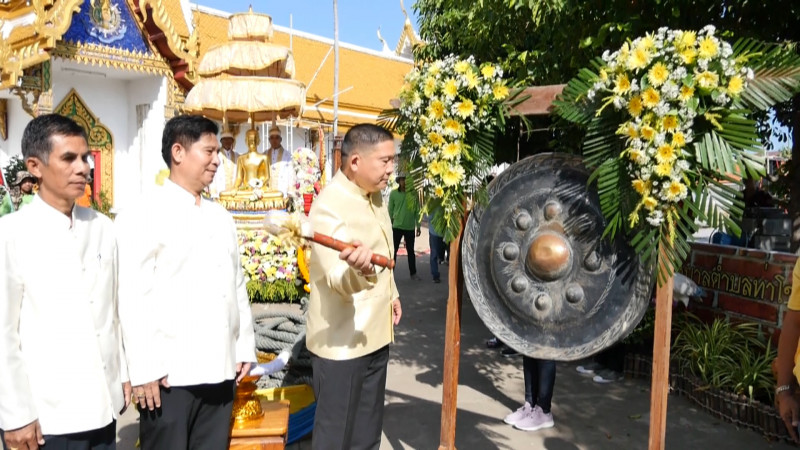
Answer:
[
  {"left": 238, "top": 229, "right": 299, "bottom": 285},
  {"left": 588, "top": 26, "right": 750, "bottom": 228},
  {"left": 398, "top": 55, "right": 510, "bottom": 224}
]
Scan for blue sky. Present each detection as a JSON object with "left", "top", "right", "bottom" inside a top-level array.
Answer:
[{"left": 196, "top": 0, "right": 421, "bottom": 52}]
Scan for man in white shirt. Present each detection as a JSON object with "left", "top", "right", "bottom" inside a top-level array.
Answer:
[
  {"left": 267, "top": 126, "right": 294, "bottom": 196},
  {"left": 0, "top": 114, "right": 131, "bottom": 450},
  {"left": 209, "top": 131, "right": 237, "bottom": 198},
  {"left": 115, "top": 115, "right": 256, "bottom": 450}
]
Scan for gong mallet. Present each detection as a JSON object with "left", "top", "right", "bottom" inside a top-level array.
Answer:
[{"left": 263, "top": 211, "right": 395, "bottom": 269}]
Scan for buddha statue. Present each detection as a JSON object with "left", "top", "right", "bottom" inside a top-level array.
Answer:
[
  {"left": 231, "top": 128, "right": 270, "bottom": 191},
  {"left": 219, "top": 127, "right": 287, "bottom": 224}
]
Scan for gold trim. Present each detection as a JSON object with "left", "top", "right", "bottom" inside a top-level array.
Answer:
[
  {"left": 0, "top": 0, "right": 83, "bottom": 90},
  {"left": 52, "top": 41, "right": 172, "bottom": 76},
  {"left": 0, "top": 99, "right": 7, "bottom": 140},
  {"left": 55, "top": 89, "right": 115, "bottom": 206},
  {"left": 136, "top": 0, "right": 199, "bottom": 84}
]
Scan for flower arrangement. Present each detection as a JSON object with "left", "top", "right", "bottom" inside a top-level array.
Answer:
[
  {"left": 388, "top": 54, "right": 515, "bottom": 240},
  {"left": 238, "top": 229, "right": 303, "bottom": 302},
  {"left": 292, "top": 147, "right": 321, "bottom": 205},
  {"left": 555, "top": 26, "right": 800, "bottom": 283}
]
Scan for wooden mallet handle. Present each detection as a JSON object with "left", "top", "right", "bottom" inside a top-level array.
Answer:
[{"left": 311, "top": 232, "right": 396, "bottom": 269}]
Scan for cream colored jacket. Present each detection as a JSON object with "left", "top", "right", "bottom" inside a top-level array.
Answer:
[{"left": 306, "top": 171, "right": 399, "bottom": 360}]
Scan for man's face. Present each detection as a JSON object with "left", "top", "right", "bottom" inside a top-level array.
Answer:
[
  {"left": 173, "top": 132, "right": 220, "bottom": 189},
  {"left": 351, "top": 140, "right": 396, "bottom": 193},
  {"left": 220, "top": 137, "right": 234, "bottom": 150},
  {"left": 20, "top": 179, "right": 34, "bottom": 194},
  {"left": 268, "top": 134, "right": 282, "bottom": 149},
  {"left": 27, "top": 134, "right": 90, "bottom": 203}
]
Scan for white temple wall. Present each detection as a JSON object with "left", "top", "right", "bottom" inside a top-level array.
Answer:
[
  {"left": 0, "top": 95, "right": 34, "bottom": 172},
  {"left": 125, "top": 76, "right": 168, "bottom": 202}
]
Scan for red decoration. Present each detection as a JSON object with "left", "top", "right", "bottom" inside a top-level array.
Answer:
[{"left": 303, "top": 193, "right": 314, "bottom": 215}]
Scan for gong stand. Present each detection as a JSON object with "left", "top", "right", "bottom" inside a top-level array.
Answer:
[{"left": 436, "top": 85, "right": 674, "bottom": 450}]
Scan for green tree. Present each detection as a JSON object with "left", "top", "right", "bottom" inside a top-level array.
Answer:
[{"left": 413, "top": 0, "right": 800, "bottom": 247}]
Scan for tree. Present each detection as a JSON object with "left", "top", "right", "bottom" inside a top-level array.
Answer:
[{"left": 413, "top": 0, "right": 800, "bottom": 247}]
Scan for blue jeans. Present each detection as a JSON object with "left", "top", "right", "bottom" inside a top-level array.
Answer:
[
  {"left": 523, "top": 357, "right": 556, "bottom": 413},
  {"left": 429, "top": 233, "right": 446, "bottom": 281}
]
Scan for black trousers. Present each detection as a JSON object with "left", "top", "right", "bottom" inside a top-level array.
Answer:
[
  {"left": 139, "top": 380, "right": 235, "bottom": 450},
  {"left": 310, "top": 345, "right": 390, "bottom": 450},
  {"left": 392, "top": 228, "right": 417, "bottom": 275},
  {"left": 38, "top": 420, "right": 116, "bottom": 450},
  {"left": 522, "top": 357, "right": 556, "bottom": 414}
]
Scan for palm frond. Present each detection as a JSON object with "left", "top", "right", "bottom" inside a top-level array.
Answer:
[{"left": 733, "top": 39, "right": 800, "bottom": 111}]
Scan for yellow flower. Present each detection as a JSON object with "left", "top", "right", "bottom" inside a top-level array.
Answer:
[
  {"left": 464, "top": 70, "right": 479, "bottom": 89},
  {"left": 643, "top": 196, "right": 658, "bottom": 211},
  {"left": 679, "top": 47, "right": 697, "bottom": 65},
  {"left": 619, "top": 122, "right": 638, "bottom": 139},
  {"left": 655, "top": 144, "right": 675, "bottom": 163},
  {"left": 481, "top": 65, "right": 496, "bottom": 78},
  {"left": 428, "top": 132, "right": 445, "bottom": 147},
  {"left": 698, "top": 36, "right": 719, "bottom": 59},
  {"left": 442, "top": 165, "right": 464, "bottom": 186},
  {"left": 628, "top": 95, "right": 643, "bottom": 117},
  {"left": 442, "top": 141, "right": 461, "bottom": 159},
  {"left": 662, "top": 115, "right": 678, "bottom": 132},
  {"left": 642, "top": 88, "right": 660, "bottom": 109},
  {"left": 613, "top": 74, "right": 631, "bottom": 94},
  {"left": 666, "top": 180, "right": 688, "bottom": 201},
  {"left": 433, "top": 186, "right": 444, "bottom": 197},
  {"left": 429, "top": 62, "right": 442, "bottom": 76},
  {"left": 599, "top": 69, "right": 609, "bottom": 81},
  {"left": 632, "top": 179, "right": 649, "bottom": 195},
  {"left": 455, "top": 99, "right": 476, "bottom": 118},
  {"left": 455, "top": 60, "right": 470, "bottom": 74},
  {"left": 679, "top": 85, "right": 695, "bottom": 102},
  {"left": 420, "top": 146, "right": 430, "bottom": 158},
  {"left": 727, "top": 75, "right": 744, "bottom": 96},
  {"left": 443, "top": 78, "right": 459, "bottom": 98},
  {"left": 655, "top": 162, "right": 673, "bottom": 177},
  {"left": 672, "top": 131, "right": 686, "bottom": 147},
  {"left": 676, "top": 31, "right": 697, "bottom": 49},
  {"left": 628, "top": 148, "right": 644, "bottom": 163},
  {"left": 429, "top": 160, "right": 443, "bottom": 175},
  {"left": 428, "top": 100, "right": 445, "bottom": 119},
  {"left": 443, "top": 119, "right": 462, "bottom": 136},
  {"left": 627, "top": 47, "right": 651, "bottom": 71},
  {"left": 696, "top": 71, "right": 719, "bottom": 89},
  {"left": 423, "top": 77, "right": 437, "bottom": 97},
  {"left": 155, "top": 169, "right": 170, "bottom": 186},
  {"left": 492, "top": 83, "right": 510, "bottom": 100},
  {"left": 648, "top": 62, "right": 670, "bottom": 87},
  {"left": 641, "top": 125, "right": 656, "bottom": 141},
  {"left": 640, "top": 34, "right": 656, "bottom": 50}
]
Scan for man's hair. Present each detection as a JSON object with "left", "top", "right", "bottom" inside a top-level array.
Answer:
[
  {"left": 341, "top": 124, "right": 394, "bottom": 158},
  {"left": 161, "top": 115, "right": 219, "bottom": 167},
  {"left": 21, "top": 114, "right": 87, "bottom": 165}
]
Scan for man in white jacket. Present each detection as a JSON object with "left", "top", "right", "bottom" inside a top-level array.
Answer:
[
  {"left": 115, "top": 115, "right": 256, "bottom": 449},
  {"left": 0, "top": 114, "right": 131, "bottom": 450}
]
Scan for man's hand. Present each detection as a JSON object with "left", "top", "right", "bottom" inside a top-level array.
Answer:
[
  {"left": 133, "top": 376, "right": 170, "bottom": 411},
  {"left": 4, "top": 419, "right": 44, "bottom": 450},
  {"left": 120, "top": 381, "right": 132, "bottom": 414},
  {"left": 392, "top": 298, "right": 402, "bottom": 326},
  {"left": 339, "top": 240, "right": 374, "bottom": 274},
  {"left": 236, "top": 362, "right": 253, "bottom": 384},
  {"left": 416, "top": 228, "right": 421, "bottom": 237},
  {"left": 778, "top": 392, "right": 800, "bottom": 442}
]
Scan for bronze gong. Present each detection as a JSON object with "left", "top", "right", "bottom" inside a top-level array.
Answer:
[{"left": 462, "top": 153, "right": 653, "bottom": 361}]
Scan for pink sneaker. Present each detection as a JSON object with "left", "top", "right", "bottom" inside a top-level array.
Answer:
[
  {"left": 503, "top": 402, "right": 532, "bottom": 425},
  {"left": 514, "top": 405, "right": 554, "bottom": 431}
]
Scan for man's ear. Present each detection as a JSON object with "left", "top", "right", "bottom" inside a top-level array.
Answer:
[
  {"left": 26, "top": 157, "right": 43, "bottom": 179},
  {"left": 348, "top": 153, "right": 360, "bottom": 173},
  {"left": 171, "top": 142, "right": 184, "bottom": 165}
]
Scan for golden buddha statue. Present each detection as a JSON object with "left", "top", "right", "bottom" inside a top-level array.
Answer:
[
  {"left": 231, "top": 128, "right": 270, "bottom": 190},
  {"left": 219, "top": 127, "right": 287, "bottom": 225}
]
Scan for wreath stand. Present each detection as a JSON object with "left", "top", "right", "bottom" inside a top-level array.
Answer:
[{"left": 436, "top": 85, "right": 674, "bottom": 450}]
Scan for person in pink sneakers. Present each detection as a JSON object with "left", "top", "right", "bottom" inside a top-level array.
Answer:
[{"left": 503, "top": 357, "right": 556, "bottom": 431}]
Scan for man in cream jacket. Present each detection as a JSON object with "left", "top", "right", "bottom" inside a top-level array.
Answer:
[
  {"left": 306, "top": 123, "right": 402, "bottom": 450},
  {"left": 0, "top": 114, "right": 130, "bottom": 450}
]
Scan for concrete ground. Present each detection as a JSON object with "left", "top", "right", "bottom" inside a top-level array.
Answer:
[{"left": 115, "top": 225, "right": 795, "bottom": 449}]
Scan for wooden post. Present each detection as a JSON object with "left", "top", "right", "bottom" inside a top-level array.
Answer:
[
  {"left": 439, "top": 217, "right": 466, "bottom": 450},
  {"left": 648, "top": 242, "right": 675, "bottom": 450}
]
